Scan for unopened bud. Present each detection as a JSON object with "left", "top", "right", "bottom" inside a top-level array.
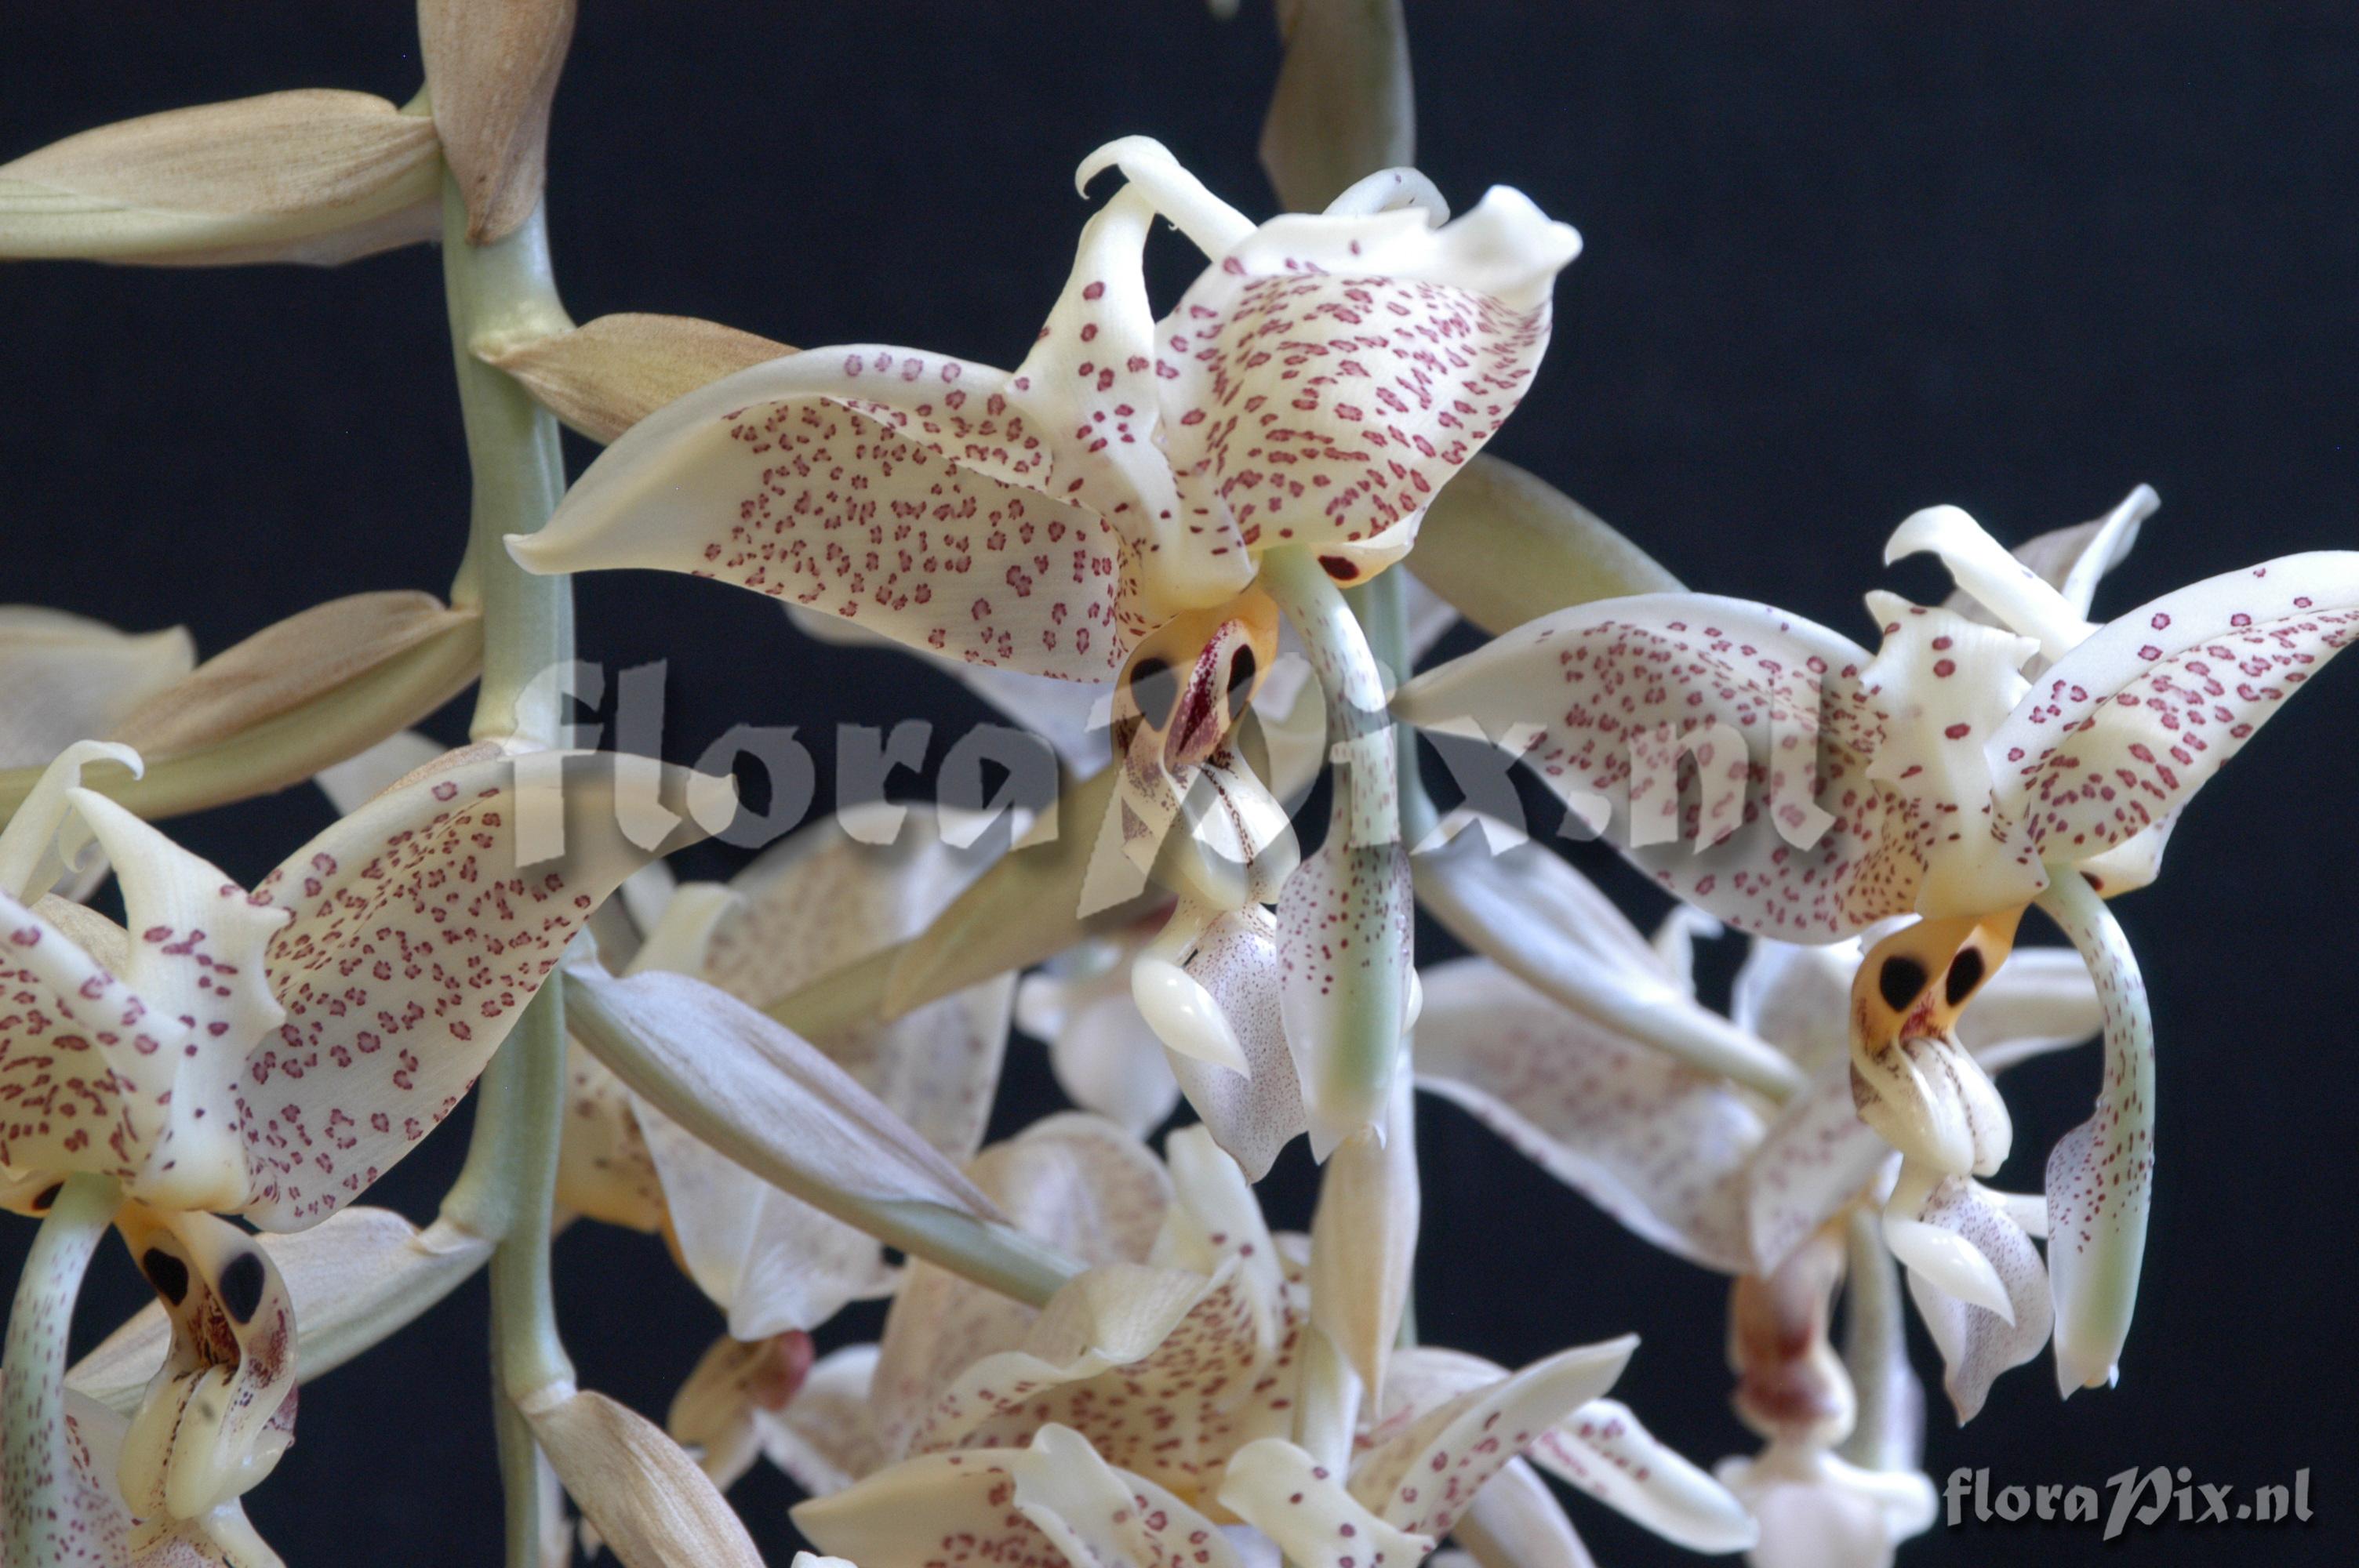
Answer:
[
  {"left": 0, "top": 90, "right": 439, "bottom": 266},
  {"left": 420, "top": 0, "right": 578, "bottom": 242},
  {"left": 479, "top": 312, "right": 793, "bottom": 443}
]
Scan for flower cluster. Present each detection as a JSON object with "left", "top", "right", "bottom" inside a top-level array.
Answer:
[{"left": 3, "top": 3, "right": 2351, "bottom": 1567}]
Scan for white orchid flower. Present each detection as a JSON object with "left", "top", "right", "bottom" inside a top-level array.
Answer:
[
  {"left": 511, "top": 136, "right": 1580, "bottom": 1154},
  {"left": 758, "top": 1116, "right": 1753, "bottom": 1568},
  {"left": 1413, "top": 881, "right": 2100, "bottom": 1421},
  {"left": 0, "top": 739, "right": 700, "bottom": 1221},
  {"left": 1398, "top": 488, "right": 2358, "bottom": 1391}
]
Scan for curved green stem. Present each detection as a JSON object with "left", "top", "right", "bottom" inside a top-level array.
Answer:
[
  {"left": 438, "top": 169, "right": 577, "bottom": 1568},
  {"left": 3, "top": 1174, "right": 120, "bottom": 1568}
]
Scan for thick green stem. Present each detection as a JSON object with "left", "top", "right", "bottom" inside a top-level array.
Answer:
[
  {"left": 3, "top": 1174, "right": 119, "bottom": 1568},
  {"left": 438, "top": 169, "right": 577, "bottom": 1568}
]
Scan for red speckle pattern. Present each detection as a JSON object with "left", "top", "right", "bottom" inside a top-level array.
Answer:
[{"left": 1997, "top": 588, "right": 2358, "bottom": 858}]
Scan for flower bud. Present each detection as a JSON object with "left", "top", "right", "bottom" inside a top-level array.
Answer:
[
  {"left": 420, "top": 0, "right": 578, "bottom": 242},
  {"left": 480, "top": 313, "right": 792, "bottom": 443},
  {"left": 0, "top": 90, "right": 439, "bottom": 265}
]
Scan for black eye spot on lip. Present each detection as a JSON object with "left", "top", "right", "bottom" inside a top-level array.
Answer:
[
  {"left": 1945, "top": 946, "right": 1987, "bottom": 1007},
  {"left": 1318, "top": 554, "right": 1358, "bottom": 580},
  {"left": 30, "top": 1183, "right": 60, "bottom": 1212},
  {"left": 220, "top": 1252, "right": 267, "bottom": 1325},
  {"left": 143, "top": 1248, "right": 191, "bottom": 1308},
  {"left": 1879, "top": 954, "right": 1929, "bottom": 1012},
  {"left": 1129, "top": 656, "right": 1177, "bottom": 727},
  {"left": 1226, "top": 647, "right": 1258, "bottom": 703}
]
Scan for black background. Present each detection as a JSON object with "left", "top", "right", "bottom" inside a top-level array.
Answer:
[{"left": 3, "top": 4, "right": 2355, "bottom": 1564}]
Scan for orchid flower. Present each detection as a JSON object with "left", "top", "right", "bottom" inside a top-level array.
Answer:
[
  {"left": 752, "top": 1114, "right": 1754, "bottom": 1568},
  {"left": 545, "top": 801, "right": 1016, "bottom": 1343},
  {"left": 0, "top": 736, "right": 704, "bottom": 1562},
  {"left": 1398, "top": 488, "right": 2358, "bottom": 1390},
  {"left": 1413, "top": 877, "right": 2101, "bottom": 1421},
  {"left": 511, "top": 136, "right": 1580, "bottom": 1153}
]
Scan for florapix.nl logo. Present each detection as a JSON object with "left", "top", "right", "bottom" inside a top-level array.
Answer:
[{"left": 1944, "top": 1465, "right": 2314, "bottom": 1542}]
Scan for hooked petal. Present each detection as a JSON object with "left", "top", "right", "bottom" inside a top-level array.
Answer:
[
  {"left": 1416, "top": 957, "right": 1761, "bottom": 1273},
  {"left": 1893, "top": 1176, "right": 2054, "bottom": 1422},
  {"left": 1885, "top": 506, "right": 2092, "bottom": 665},
  {"left": 512, "top": 348, "right": 1147, "bottom": 681},
  {"left": 1168, "top": 906, "right": 1308, "bottom": 1180},
  {"left": 241, "top": 750, "right": 713, "bottom": 1228},
  {"left": 1993, "top": 550, "right": 2359, "bottom": 864},
  {"left": 1396, "top": 597, "right": 1897, "bottom": 942},
  {"left": 1939, "top": 488, "right": 2152, "bottom": 632}
]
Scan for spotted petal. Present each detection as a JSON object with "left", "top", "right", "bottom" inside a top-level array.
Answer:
[
  {"left": 1894, "top": 1176, "right": 2053, "bottom": 1421},
  {"left": 1350, "top": 1339, "right": 1635, "bottom": 1540},
  {"left": 1991, "top": 551, "right": 2359, "bottom": 863},
  {"left": 1151, "top": 183, "right": 1580, "bottom": 582},
  {"left": 1415, "top": 957, "right": 1761, "bottom": 1273},
  {"left": 1448, "top": 1457, "right": 1598, "bottom": 1568},
  {"left": 1169, "top": 906, "right": 1308, "bottom": 1180},
  {"left": 797, "top": 1424, "right": 1245, "bottom": 1568},
  {"left": 1528, "top": 1399, "right": 1759, "bottom": 1553},
  {"left": 1395, "top": 597, "right": 1898, "bottom": 942},
  {"left": 513, "top": 347, "right": 1146, "bottom": 680},
  {"left": 1220, "top": 1438, "right": 1431, "bottom": 1568},
  {"left": 1279, "top": 834, "right": 1412, "bottom": 1158},
  {"left": 240, "top": 749, "right": 714, "bottom": 1229},
  {"left": 869, "top": 1115, "right": 1171, "bottom": 1461}
]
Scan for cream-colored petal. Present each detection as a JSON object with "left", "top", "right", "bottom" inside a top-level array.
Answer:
[
  {"left": 241, "top": 750, "right": 713, "bottom": 1228},
  {"left": 1885, "top": 506, "right": 2093, "bottom": 664},
  {"left": 0, "top": 607, "right": 192, "bottom": 771},
  {"left": 1715, "top": 1445, "right": 1935, "bottom": 1568},
  {"left": 1994, "top": 550, "right": 2359, "bottom": 866},
  {"left": 1416, "top": 958, "right": 1761, "bottom": 1273},
  {"left": 801, "top": 1424, "right": 1244, "bottom": 1568},
  {"left": 1350, "top": 1339, "right": 1635, "bottom": 1538},
  {"left": 1396, "top": 597, "right": 1892, "bottom": 942},
  {"left": 311, "top": 729, "right": 449, "bottom": 817},
  {"left": 512, "top": 347, "right": 1147, "bottom": 681},
  {"left": 1220, "top": 1437, "right": 1430, "bottom": 1568},
  {"left": 1044, "top": 989, "right": 1183, "bottom": 1138},
  {"left": 1449, "top": 1457, "right": 1596, "bottom": 1568},
  {"left": 1528, "top": 1399, "right": 1759, "bottom": 1554},
  {"left": 666, "top": 1330, "right": 812, "bottom": 1492}
]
